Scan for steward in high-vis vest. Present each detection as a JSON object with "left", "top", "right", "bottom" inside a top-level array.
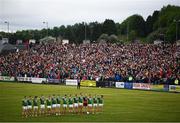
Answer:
[{"left": 174, "top": 79, "right": 179, "bottom": 85}]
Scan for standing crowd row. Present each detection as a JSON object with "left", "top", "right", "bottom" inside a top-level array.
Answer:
[
  {"left": 22, "top": 93, "right": 104, "bottom": 117},
  {"left": 1, "top": 43, "right": 179, "bottom": 84}
]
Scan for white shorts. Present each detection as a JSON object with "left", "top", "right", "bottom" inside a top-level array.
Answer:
[
  {"left": 56, "top": 104, "right": 60, "bottom": 108},
  {"left": 69, "top": 104, "right": 73, "bottom": 108},
  {"left": 33, "top": 106, "right": 38, "bottom": 109},
  {"left": 28, "top": 105, "right": 32, "bottom": 109},
  {"left": 52, "top": 104, "right": 56, "bottom": 108},
  {"left": 22, "top": 106, "right": 27, "bottom": 110},
  {"left": 99, "top": 104, "right": 103, "bottom": 107},
  {"left": 79, "top": 103, "right": 83, "bottom": 106},
  {"left": 40, "top": 105, "right": 45, "bottom": 109},
  {"left": 74, "top": 103, "right": 78, "bottom": 107},
  {"left": 47, "top": 106, "right": 51, "bottom": 109},
  {"left": 63, "top": 104, "right": 67, "bottom": 108},
  {"left": 88, "top": 104, "right": 93, "bottom": 107},
  {"left": 93, "top": 104, "right": 98, "bottom": 107}
]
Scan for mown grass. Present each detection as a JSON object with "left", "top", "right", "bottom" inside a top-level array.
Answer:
[{"left": 0, "top": 82, "right": 180, "bottom": 122}]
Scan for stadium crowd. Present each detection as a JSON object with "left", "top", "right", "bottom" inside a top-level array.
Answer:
[{"left": 0, "top": 42, "right": 179, "bottom": 84}]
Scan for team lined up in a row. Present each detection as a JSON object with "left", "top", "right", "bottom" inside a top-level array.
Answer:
[{"left": 22, "top": 93, "right": 104, "bottom": 117}]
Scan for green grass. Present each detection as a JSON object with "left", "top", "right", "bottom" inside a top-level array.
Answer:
[{"left": 0, "top": 82, "right": 180, "bottom": 122}]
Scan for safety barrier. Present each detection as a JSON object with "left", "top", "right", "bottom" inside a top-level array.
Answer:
[
  {"left": 115, "top": 82, "right": 125, "bottom": 88},
  {"left": 47, "top": 79, "right": 64, "bottom": 84},
  {"left": 0, "top": 76, "right": 15, "bottom": 81},
  {"left": 169, "top": 85, "right": 180, "bottom": 92},
  {"left": 65, "top": 79, "right": 77, "bottom": 86},
  {"left": 133, "top": 83, "right": 151, "bottom": 90},
  {"left": 81, "top": 80, "right": 96, "bottom": 87},
  {"left": 0, "top": 76, "right": 179, "bottom": 93},
  {"left": 31, "top": 78, "right": 46, "bottom": 84},
  {"left": 96, "top": 81, "right": 115, "bottom": 88},
  {"left": 16, "top": 77, "right": 32, "bottom": 82}
]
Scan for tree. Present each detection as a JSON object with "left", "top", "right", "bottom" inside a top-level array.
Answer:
[
  {"left": 52, "top": 27, "right": 59, "bottom": 39},
  {"left": 120, "top": 14, "right": 146, "bottom": 37},
  {"left": 59, "top": 25, "right": 66, "bottom": 37},
  {"left": 166, "top": 23, "right": 176, "bottom": 43},
  {"left": 102, "top": 19, "right": 117, "bottom": 35},
  {"left": 129, "top": 30, "right": 138, "bottom": 41},
  {"left": 73, "top": 23, "right": 86, "bottom": 44},
  {"left": 90, "top": 22, "right": 102, "bottom": 42},
  {"left": 98, "top": 33, "right": 109, "bottom": 43},
  {"left": 147, "top": 5, "right": 180, "bottom": 43},
  {"left": 108, "top": 34, "right": 118, "bottom": 43},
  {"left": 146, "top": 28, "right": 166, "bottom": 43},
  {"left": 146, "top": 11, "right": 160, "bottom": 34}
]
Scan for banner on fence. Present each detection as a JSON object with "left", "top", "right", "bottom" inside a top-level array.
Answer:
[
  {"left": 133, "top": 83, "right": 151, "bottom": 90},
  {"left": 0, "top": 76, "right": 15, "bottom": 81},
  {"left": 124, "top": 82, "right": 133, "bottom": 89},
  {"left": 115, "top": 82, "right": 125, "bottom": 88},
  {"left": 16, "top": 77, "right": 32, "bottom": 82},
  {"left": 47, "top": 79, "right": 62, "bottom": 84},
  {"left": 169, "top": 85, "right": 180, "bottom": 92},
  {"left": 151, "top": 84, "right": 164, "bottom": 91},
  {"left": 163, "top": 84, "right": 169, "bottom": 91},
  {"left": 96, "top": 81, "right": 108, "bottom": 87},
  {"left": 109, "top": 81, "right": 116, "bottom": 87},
  {"left": 31, "top": 78, "right": 46, "bottom": 84},
  {"left": 80, "top": 80, "right": 96, "bottom": 87},
  {"left": 96, "top": 81, "right": 115, "bottom": 87},
  {"left": 66, "top": 79, "right": 77, "bottom": 86}
]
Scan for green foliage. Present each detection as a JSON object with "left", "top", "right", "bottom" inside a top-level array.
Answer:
[
  {"left": 120, "top": 14, "right": 146, "bottom": 37},
  {"left": 129, "top": 30, "right": 138, "bottom": 41},
  {"left": 166, "top": 23, "right": 176, "bottom": 43},
  {"left": 90, "top": 22, "right": 102, "bottom": 41},
  {"left": 146, "top": 11, "right": 160, "bottom": 34},
  {"left": 102, "top": 19, "right": 117, "bottom": 35},
  {"left": 98, "top": 34, "right": 118, "bottom": 43},
  {"left": 146, "top": 28, "right": 167, "bottom": 43},
  {"left": 117, "top": 34, "right": 130, "bottom": 44},
  {"left": 146, "top": 5, "right": 180, "bottom": 43},
  {"left": 98, "top": 33, "right": 109, "bottom": 42},
  {"left": 108, "top": 34, "right": 118, "bottom": 43},
  {"left": 118, "top": 14, "right": 146, "bottom": 43}
]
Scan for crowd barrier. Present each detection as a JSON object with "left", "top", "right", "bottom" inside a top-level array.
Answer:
[
  {"left": 66, "top": 79, "right": 77, "bottom": 86},
  {"left": 31, "top": 78, "right": 46, "bottom": 84},
  {"left": 16, "top": 77, "right": 64, "bottom": 84},
  {"left": 133, "top": 83, "right": 151, "bottom": 90},
  {"left": 16, "top": 77, "right": 32, "bottom": 82},
  {"left": 115, "top": 82, "right": 125, "bottom": 88},
  {"left": 0, "top": 76, "right": 179, "bottom": 93},
  {"left": 47, "top": 79, "right": 64, "bottom": 84},
  {"left": 81, "top": 80, "right": 96, "bottom": 87},
  {"left": 150, "top": 84, "right": 164, "bottom": 91},
  {"left": 16, "top": 77, "right": 46, "bottom": 84},
  {"left": 0, "top": 76, "right": 15, "bottom": 81},
  {"left": 124, "top": 82, "right": 133, "bottom": 89},
  {"left": 169, "top": 85, "right": 180, "bottom": 92},
  {"left": 96, "top": 81, "right": 115, "bottom": 88},
  {"left": 114, "top": 82, "right": 171, "bottom": 92},
  {"left": 163, "top": 84, "right": 169, "bottom": 92}
]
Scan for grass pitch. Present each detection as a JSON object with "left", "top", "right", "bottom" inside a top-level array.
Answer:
[{"left": 0, "top": 82, "right": 180, "bottom": 122}]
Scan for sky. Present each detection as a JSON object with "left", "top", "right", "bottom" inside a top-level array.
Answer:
[{"left": 0, "top": 0, "right": 180, "bottom": 32}]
